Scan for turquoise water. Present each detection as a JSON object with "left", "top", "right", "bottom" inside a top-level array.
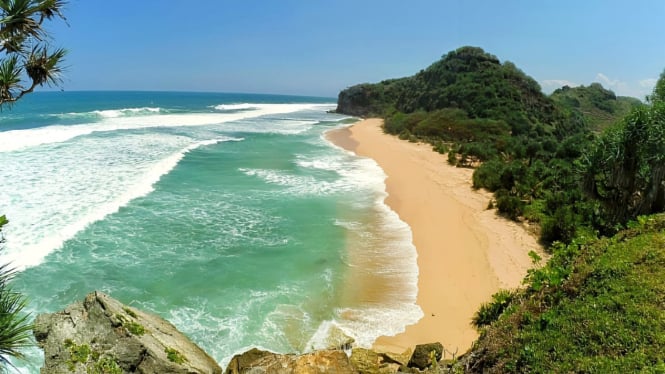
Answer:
[{"left": 0, "top": 91, "right": 421, "bottom": 371}]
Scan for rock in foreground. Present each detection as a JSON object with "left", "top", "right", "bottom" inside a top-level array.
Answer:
[
  {"left": 224, "top": 348, "right": 355, "bottom": 373},
  {"left": 33, "top": 291, "right": 222, "bottom": 374}
]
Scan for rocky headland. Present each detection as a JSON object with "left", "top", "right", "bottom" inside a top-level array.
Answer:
[{"left": 34, "top": 292, "right": 466, "bottom": 373}]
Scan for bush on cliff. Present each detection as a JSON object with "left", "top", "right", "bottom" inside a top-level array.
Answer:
[{"left": 467, "top": 214, "right": 665, "bottom": 373}]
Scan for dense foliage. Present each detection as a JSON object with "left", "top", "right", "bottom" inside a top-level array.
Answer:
[
  {"left": 467, "top": 214, "right": 665, "bottom": 372},
  {"left": 0, "top": 0, "right": 67, "bottom": 107},
  {"left": 582, "top": 98, "right": 665, "bottom": 229}
]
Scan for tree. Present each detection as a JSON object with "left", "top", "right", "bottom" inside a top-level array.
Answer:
[
  {"left": 582, "top": 72, "right": 665, "bottom": 228},
  {"left": 0, "top": 0, "right": 67, "bottom": 107},
  {"left": 0, "top": 0, "right": 68, "bottom": 368}
]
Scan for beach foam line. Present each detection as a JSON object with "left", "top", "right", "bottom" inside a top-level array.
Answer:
[
  {"left": 0, "top": 137, "right": 242, "bottom": 271},
  {"left": 0, "top": 103, "right": 331, "bottom": 153}
]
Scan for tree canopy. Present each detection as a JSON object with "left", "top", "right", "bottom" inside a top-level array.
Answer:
[
  {"left": 0, "top": 0, "right": 67, "bottom": 107},
  {"left": 582, "top": 72, "right": 665, "bottom": 227}
]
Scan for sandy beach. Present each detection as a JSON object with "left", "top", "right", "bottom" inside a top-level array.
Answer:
[{"left": 326, "top": 118, "right": 543, "bottom": 354}]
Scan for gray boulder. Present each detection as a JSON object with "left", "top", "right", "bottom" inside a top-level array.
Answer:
[{"left": 33, "top": 291, "right": 222, "bottom": 373}]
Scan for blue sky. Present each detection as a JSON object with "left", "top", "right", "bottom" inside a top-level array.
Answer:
[{"left": 43, "top": 0, "right": 665, "bottom": 99}]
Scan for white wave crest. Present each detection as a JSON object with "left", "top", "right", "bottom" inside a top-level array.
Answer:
[
  {"left": 213, "top": 103, "right": 257, "bottom": 111},
  {"left": 0, "top": 103, "right": 330, "bottom": 153},
  {"left": 0, "top": 136, "right": 241, "bottom": 271},
  {"left": 92, "top": 107, "right": 162, "bottom": 118}
]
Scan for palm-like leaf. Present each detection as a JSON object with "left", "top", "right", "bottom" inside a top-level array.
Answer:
[
  {"left": 0, "top": 0, "right": 45, "bottom": 41},
  {"left": 35, "top": 0, "right": 66, "bottom": 23},
  {"left": 25, "top": 45, "right": 65, "bottom": 86},
  {"left": 0, "top": 264, "right": 32, "bottom": 367},
  {"left": 0, "top": 54, "right": 22, "bottom": 101}
]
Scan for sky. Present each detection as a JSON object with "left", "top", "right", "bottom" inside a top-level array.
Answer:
[{"left": 41, "top": 0, "right": 665, "bottom": 99}]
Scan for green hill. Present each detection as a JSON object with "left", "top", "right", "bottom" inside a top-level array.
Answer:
[
  {"left": 336, "top": 46, "right": 562, "bottom": 136},
  {"left": 338, "top": 47, "right": 595, "bottom": 243},
  {"left": 551, "top": 83, "right": 642, "bottom": 132}
]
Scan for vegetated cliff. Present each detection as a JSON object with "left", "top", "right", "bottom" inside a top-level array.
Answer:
[{"left": 466, "top": 214, "right": 665, "bottom": 372}]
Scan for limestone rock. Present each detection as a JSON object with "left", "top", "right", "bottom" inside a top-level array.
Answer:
[
  {"left": 378, "top": 348, "right": 411, "bottom": 367},
  {"left": 350, "top": 348, "right": 380, "bottom": 373},
  {"left": 408, "top": 342, "right": 443, "bottom": 370},
  {"left": 225, "top": 348, "right": 355, "bottom": 374},
  {"left": 33, "top": 291, "right": 222, "bottom": 374},
  {"left": 324, "top": 325, "right": 355, "bottom": 351}
]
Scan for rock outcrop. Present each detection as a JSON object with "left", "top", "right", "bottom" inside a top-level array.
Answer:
[
  {"left": 224, "top": 348, "right": 355, "bottom": 373},
  {"left": 33, "top": 291, "right": 463, "bottom": 373},
  {"left": 33, "top": 291, "right": 222, "bottom": 374},
  {"left": 223, "top": 346, "right": 451, "bottom": 374}
]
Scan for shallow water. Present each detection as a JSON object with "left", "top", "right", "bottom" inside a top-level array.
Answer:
[{"left": 0, "top": 91, "right": 421, "bottom": 371}]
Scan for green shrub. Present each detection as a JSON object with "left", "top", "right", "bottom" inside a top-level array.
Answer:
[
  {"left": 123, "top": 307, "right": 137, "bottom": 318},
  {"left": 89, "top": 356, "right": 122, "bottom": 374},
  {"left": 496, "top": 193, "right": 524, "bottom": 220},
  {"left": 472, "top": 289, "right": 515, "bottom": 329},
  {"left": 472, "top": 159, "right": 505, "bottom": 191},
  {"left": 125, "top": 322, "right": 145, "bottom": 336},
  {"left": 447, "top": 149, "right": 458, "bottom": 166},
  {"left": 165, "top": 347, "right": 187, "bottom": 364},
  {"left": 541, "top": 206, "right": 577, "bottom": 244}
]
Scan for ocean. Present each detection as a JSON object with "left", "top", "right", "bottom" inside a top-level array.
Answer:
[{"left": 0, "top": 91, "right": 421, "bottom": 371}]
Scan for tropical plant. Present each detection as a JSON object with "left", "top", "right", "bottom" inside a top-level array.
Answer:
[
  {"left": 0, "top": 230, "right": 32, "bottom": 372},
  {"left": 0, "top": 0, "right": 68, "bottom": 369},
  {"left": 0, "top": 218, "right": 32, "bottom": 369},
  {"left": 0, "top": 0, "right": 67, "bottom": 107},
  {"left": 582, "top": 73, "right": 665, "bottom": 229}
]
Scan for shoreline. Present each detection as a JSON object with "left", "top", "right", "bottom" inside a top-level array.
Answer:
[{"left": 326, "top": 118, "right": 544, "bottom": 353}]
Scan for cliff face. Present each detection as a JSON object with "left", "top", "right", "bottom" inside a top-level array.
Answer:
[
  {"left": 335, "top": 83, "right": 384, "bottom": 117},
  {"left": 33, "top": 291, "right": 222, "bottom": 374}
]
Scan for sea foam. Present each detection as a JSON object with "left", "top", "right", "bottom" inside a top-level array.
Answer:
[
  {"left": 0, "top": 103, "right": 331, "bottom": 152},
  {"left": 0, "top": 136, "right": 241, "bottom": 270}
]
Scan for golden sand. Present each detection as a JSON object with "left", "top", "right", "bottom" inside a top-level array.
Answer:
[{"left": 326, "top": 118, "right": 544, "bottom": 353}]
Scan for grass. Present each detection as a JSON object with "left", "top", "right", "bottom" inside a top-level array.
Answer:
[
  {"left": 165, "top": 347, "right": 187, "bottom": 364},
  {"left": 88, "top": 356, "right": 122, "bottom": 374},
  {"left": 123, "top": 307, "right": 137, "bottom": 318},
  {"left": 468, "top": 214, "right": 665, "bottom": 372},
  {"left": 124, "top": 321, "right": 145, "bottom": 336},
  {"left": 64, "top": 339, "right": 90, "bottom": 371},
  {"left": 114, "top": 312, "right": 145, "bottom": 335}
]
